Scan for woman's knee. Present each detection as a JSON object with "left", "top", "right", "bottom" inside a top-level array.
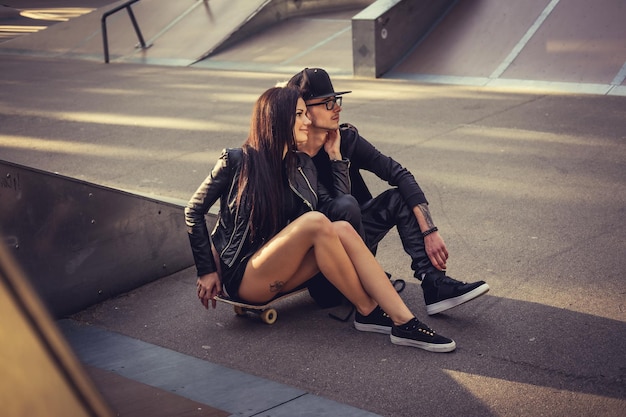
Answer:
[
  {"left": 332, "top": 220, "right": 360, "bottom": 238},
  {"left": 300, "top": 210, "right": 330, "bottom": 223},
  {"left": 298, "top": 211, "right": 334, "bottom": 235}
]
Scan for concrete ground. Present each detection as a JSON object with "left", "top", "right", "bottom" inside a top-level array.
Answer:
[{"left": 1, "top": 1, "right": 625, "bottom": 416}]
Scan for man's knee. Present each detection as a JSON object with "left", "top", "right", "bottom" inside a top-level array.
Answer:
[
  {"left": 363, "top": 188, "right": 412, "bottom": 222},
  {"left": 325, "top": 194, "right": 361, "bottom": 224}
]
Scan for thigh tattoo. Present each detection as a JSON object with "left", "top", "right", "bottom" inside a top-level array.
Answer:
[{"left": 269, "top": 281, "right": 285, "bottom": 293}]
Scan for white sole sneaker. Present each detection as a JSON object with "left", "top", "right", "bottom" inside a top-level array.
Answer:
[
  {"left": 354, "top": 322, "right": 391, "bottom": 334},
  {"left": 390, "top": 335, "right": 456, "bottom": 352},
  {"left": 426, "top": 283, "right": 490, "bottom": 315}
]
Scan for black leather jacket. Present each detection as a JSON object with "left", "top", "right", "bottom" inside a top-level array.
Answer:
[
  {"left": 185, "top": 148, "right": 350, "bottom": 276},
  {"left": 313, "top": 123, "right": 428, "bottom": 208}
]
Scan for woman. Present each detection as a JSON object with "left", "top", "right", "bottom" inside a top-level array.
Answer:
[{"left": 185, "top": 86, "right": 455, "bottom": 352}]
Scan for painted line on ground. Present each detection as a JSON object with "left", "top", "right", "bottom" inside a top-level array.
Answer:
[{"left": 490, "top": 0, "right": 561, "bottom": 80}]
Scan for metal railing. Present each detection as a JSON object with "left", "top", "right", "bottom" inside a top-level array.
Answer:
[{"left": 101, "top": 0, "right": 150, "bottom": 63}]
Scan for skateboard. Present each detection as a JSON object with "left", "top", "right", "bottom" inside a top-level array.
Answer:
[{"left": 214, "top": 288, "right": 308, "bottom": 324}]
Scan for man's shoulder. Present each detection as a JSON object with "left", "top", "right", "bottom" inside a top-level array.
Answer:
[
  {"left": 340, "top": 122, "right": 359, "bottom": 136},
  {"left": 339, "top": 123, "right": 362, "bottom": 144},
  {"left": 340, "top": 123, "right": 375, "bottom": 147}
]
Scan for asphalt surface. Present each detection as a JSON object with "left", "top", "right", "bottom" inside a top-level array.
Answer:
[{"left": 1, "top": 1, "right": 626, "bottom": 416}]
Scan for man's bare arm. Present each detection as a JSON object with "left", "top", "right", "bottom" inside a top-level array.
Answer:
[
  {"left": 413, "top": 203, "right": 449, "bottom": 271},
  {"left": 416, "top": 203, "right": 435, "bottom": 231}
]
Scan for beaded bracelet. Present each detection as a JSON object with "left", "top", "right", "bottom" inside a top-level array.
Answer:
[{"left": 422, "top": 227, "right": 438, "bottom": 237}]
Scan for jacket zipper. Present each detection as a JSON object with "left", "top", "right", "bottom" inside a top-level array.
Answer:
[{"left": 289, "top": 167, "right": 315, "bottom": 210}]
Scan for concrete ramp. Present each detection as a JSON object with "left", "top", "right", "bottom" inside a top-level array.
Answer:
[
  {"left": 389, "top": 0, "right": 626, "bottom": 92},
  {"left": 116, "top": 0, "right": 272, "bottom": 66},
  {"left": 0, "top": 242, "right": 114, "bottom": 417},
  {"left": 1, "top": 0, "right": 270, "bottom": 65}
]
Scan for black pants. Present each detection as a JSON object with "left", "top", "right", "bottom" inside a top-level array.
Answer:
[
  {"left": 359, "top": 189, "right": 435, "bottom": 277},
  {"left": 308, "top": 190, "right": 435, "bottom": 307}
]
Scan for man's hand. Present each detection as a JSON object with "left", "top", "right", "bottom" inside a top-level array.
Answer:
[
  {"left": 424, "top": 231, "right": 448, "bottom": 271},
  {"left": 196, "top": 272, "right": 222, "bottom": 309},
  {"left": 324, "top": 129, "right": 342, "bottom": 160},
  {"left": 413, "top": 203, "right": 449, "bottom": 271}
]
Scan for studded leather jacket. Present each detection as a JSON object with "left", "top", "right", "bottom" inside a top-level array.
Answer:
[{"left": 184, "top": 148, "right": 350, "bottom": 277}]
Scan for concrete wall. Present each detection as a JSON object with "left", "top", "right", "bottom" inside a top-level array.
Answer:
[
  {"left": 0, "top": 160, "right": 206, "bottom": 318},
  {"left": 352, "top": 0, "right": 456, "bottom": 77}
]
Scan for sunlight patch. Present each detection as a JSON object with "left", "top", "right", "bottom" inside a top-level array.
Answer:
[
  {"left": 19, "top": 8, "right": 95, "bottom": 22},
  {"left": 445, "top": 369, "right": 625, "bottom": 417}
]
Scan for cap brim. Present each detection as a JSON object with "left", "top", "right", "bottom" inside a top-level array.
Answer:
[{"left": 308, "top": 90, "right": 352, "bottom": 99}]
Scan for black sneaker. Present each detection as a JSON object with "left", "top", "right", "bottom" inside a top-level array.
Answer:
[
  {"left": 354, "top": 305, "right": 393, "bottom": 334},
  {"left": 421, "top": 271, "right": 490, "bottom": 315},
  {"left": 390, "top": 318, "right": 456, "bottom": 352}
]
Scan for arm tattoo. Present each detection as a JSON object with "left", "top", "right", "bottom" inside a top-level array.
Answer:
[
  {"left": 269, "top": 281, "right": 285, "bottom": 293},
  {"left": 418, "top": 203, "right": 436, "bottom": 229}
]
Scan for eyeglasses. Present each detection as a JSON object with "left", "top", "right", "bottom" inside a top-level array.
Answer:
[{"left": 306, "top": 96, "right": 342, "bottom": 111}]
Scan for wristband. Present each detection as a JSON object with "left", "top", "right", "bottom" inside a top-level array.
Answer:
[{"left": 422, "top": 227, "right": 438, "bottom": 237}]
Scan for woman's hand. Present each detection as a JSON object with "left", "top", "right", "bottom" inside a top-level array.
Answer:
[{"left": 196, "top": 272, "right": 222, "bottom": 309}]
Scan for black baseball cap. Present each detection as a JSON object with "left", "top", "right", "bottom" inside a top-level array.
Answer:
[{"left": 287, "top": 68, "right": 351, "bottom": 100}]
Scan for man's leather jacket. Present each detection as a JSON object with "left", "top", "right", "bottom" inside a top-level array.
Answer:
[
  {"left": 185, "top": 148, "right": 350, "bottom": 277},
  {"left": 313, "top": 123, "right": 428, "bottom": 208}
]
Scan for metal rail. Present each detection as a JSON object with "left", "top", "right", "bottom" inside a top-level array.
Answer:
[{"left": 101, "top": 0, "right": 150, "bottom": 63}]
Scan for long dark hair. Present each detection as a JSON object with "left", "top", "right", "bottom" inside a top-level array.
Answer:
[{"left": 237, "top": 86, "right": 300, "bottom": 241}]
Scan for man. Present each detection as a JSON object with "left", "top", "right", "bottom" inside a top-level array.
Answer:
[{"left": 287, "top": 68, "right": 489, "bottom": 315}]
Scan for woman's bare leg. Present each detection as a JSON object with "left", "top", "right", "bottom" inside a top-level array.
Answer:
[
  {"left": 238, "top": 212, "right": 377, "bottom": 315},
  {"left": 332, "top": 221, "right": 415, "bottom": 325}
]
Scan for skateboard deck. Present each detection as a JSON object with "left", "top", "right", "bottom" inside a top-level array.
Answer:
[{"left": 214, "top": 288, "right": 307, "bottom": 324}]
